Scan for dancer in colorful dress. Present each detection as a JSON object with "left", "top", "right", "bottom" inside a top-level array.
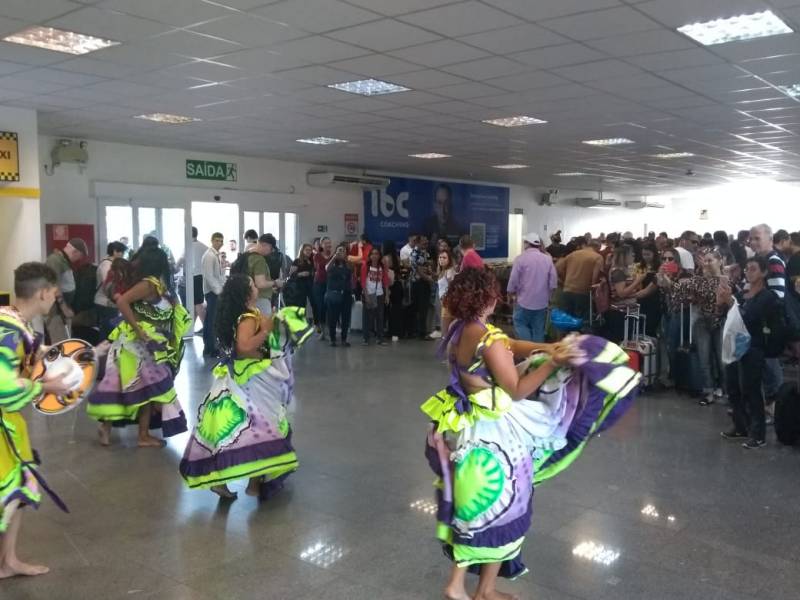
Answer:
[
  {"left": 422, "top": 268, "right": 640, "bottom": 600},
  {"left": 179, "top": 274, "right": 312, "bottom": 500},
  {"left": 88, "top": 247, "right": 190, "bottom": 447},
  {"left": 1, "top": 263, "right": 73, "bottom": 578}
]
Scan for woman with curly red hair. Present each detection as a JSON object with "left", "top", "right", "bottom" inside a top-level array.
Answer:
[{"left": 421, "top": 268, "right": 641, "bottom": 600}]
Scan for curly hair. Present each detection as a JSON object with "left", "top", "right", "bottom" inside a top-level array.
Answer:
[
  {"left": 214, "top": 274, "right": 254, "bottom": 352},
  {"left": 443, "top": 267, "right": 500, "bottom": 322}
]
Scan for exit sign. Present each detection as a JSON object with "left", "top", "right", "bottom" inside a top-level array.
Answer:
[{"left": 186, "top": 159, "right": 237, "bottom": 182}]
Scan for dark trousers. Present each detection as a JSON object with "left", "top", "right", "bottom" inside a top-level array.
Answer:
[
  {"left": 726, "top": 347, "right": 766, "bottom": 441},
  {"left": 560, "top": 291, "right": 590, "bottom": 320},
  {"left": 325, "top": 290, "right": 352, "bottom": 342},
  {"left": 412, "top": 280, "right": 431, "bottom": 338},
  {"left": 312, "top": 282, "right": 327, "bottom": 327},
  {"left": 388, "top": 282, "right": 403, "bottom": 338},
  {"left": 203, "top": 292, "right": 218, "bottom": 356},
  {"left": 95, "top": 304, "right": 119, "bottom": 341},
  {"left": 363, "top": 296, "right": 385, "bottom": 343}
]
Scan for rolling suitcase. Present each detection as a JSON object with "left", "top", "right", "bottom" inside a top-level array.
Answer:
[
  {"left": 637, "top": 315, "right": 658, "bottom": 387},
  {"left": 621, "top": 305, "right": 644, "bottom": 375},
  {"left": 674, "top": 304, "right": 702, "bottom": 394}
]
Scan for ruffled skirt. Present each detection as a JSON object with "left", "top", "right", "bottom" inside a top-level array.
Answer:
[{"left": 0, "top": 413, "right": 40, "bottom": 532}]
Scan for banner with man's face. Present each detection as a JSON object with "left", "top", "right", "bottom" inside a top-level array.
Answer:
[{"left": 363, "top": 177, "right": 510, "bottom": 259}]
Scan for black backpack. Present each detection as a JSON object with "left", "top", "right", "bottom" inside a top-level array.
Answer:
[
  {"left": 763, "top": 298, "right": 789, "bottom": 358},
  {"left": 783, "top": 288, "right": 800, "bottom": 342},
  {"left": 72, "top": 262, "right": 99, "bottom": 313}
]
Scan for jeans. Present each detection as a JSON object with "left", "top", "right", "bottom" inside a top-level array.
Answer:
[
  {"left": 513, "top": 306, "right": 547, "bottom": 342},
  {"left": 726, "top": 347, "right": 766, "bottom": 441},
  {"left": 560, "top": 291, "right": 590, "bottom": 320},
  {"left": 203, "top": 292, "right": 218, "bottom": 355},
  {"left": 762, "top": 358, "right": 783, "bottom": 399},
  {"left": 325, "top": 290, "right": 352, "bottom": 342},
  {"left": 693, "top": 317, "right": 723, "bottom": 392},
  {"left": 412, "top": 280, "right": 431, "bottom": 337},
  {"left": 363, "top": 295, "right": 385, "bottom": 343},
  {"left": 312, "top": 282, "right": 327, "bottom": 327}
]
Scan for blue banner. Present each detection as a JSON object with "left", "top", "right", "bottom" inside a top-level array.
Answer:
[{"left": 364, "top": 177, "right": 509, "bottom": 259}]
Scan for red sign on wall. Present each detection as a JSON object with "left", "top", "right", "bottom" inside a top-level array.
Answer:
[
  {"left": 45, "top": 224, "right": 96, "bottom": 264},
  {"left": 344, "top": 213, "right": 359, "bottom": 239}
]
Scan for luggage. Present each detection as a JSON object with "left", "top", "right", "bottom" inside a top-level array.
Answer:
[
  {"left": 674, "top": 304, "right": 702, "bottom": 394},
  {"left": 637, "top": 315, "right": 658, "bottom": 387},
  {"left": 775, "top": 362, "right": 800, "bottom": 445},
  {"left": 621, "top": 307, "right": 656, "bottom": 387}
]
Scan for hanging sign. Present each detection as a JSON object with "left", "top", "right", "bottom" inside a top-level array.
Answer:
[
  {"left": 0, "top": 131, "right": 20, "bottom": 182},
  {"left": 186, "top": 159, "right": 237, "bottom": 181},
  {"left": 344, "top": 213, "right": 359, "bottom": 239}
]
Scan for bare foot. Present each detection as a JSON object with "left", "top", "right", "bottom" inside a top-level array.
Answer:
[
  {"left": 474, "top": 591, "right": 519, "bottom": 600},
  {"left": 444, "top": 587, "right": 472, "bottom": 600},
  {"left": 0, "top": 559, "right": 50, "bottom": 579},
  {"left": 137, "top": 435, "right": 166, "bottom": 448},
  {"left": 211, "top": 485, "right": 238, "bottom": 500},
  {"left": 245, "top": 477, "right": 262, "bottom": 497},
  {"left": 98, "top": 423, "right": 111, "bottom": 447}
]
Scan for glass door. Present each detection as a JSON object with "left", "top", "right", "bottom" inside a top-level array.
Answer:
[{"left": 239, "top": 210, "right": 299, "bottom": 259}]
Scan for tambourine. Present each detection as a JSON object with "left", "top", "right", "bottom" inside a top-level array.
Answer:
[{"left": 29, "top": 339, "right": 98, "bottom": 415}]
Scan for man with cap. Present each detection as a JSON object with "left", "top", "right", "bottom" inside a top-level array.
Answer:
[
  {"left": 44, "top": 237, "right": 88, "bottom": 343},
  {"left": 507, "top": 232, "right": 557, "bottom": 342}
]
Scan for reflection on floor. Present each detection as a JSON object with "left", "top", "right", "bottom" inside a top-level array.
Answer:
[{"left": 8, "top": 337, "right": 800, "bottom": 599}]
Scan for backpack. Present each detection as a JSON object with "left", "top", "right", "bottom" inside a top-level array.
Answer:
[
  {"left": 229, "top": 252, "right": 253, "bottom": 277},
  {"left": 72, "top": 263, "right": 99, "bottom": 313},
  {"left": 763, "top": 297, "right": 789, "bottom": 358},
  {"left": 783, "top": 288, "right": 800, "bottom": 342}
]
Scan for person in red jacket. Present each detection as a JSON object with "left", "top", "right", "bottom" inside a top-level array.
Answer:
[{"left": 361, "top": 247, "right": 390, "bottom": 345}]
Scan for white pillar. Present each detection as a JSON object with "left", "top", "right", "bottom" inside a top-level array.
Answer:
[{"left": 0, "top": 106, "right": 41, "bottom": 299}]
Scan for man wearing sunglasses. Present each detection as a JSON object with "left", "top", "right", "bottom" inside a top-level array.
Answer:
[{"left": 675, "top": 231, "right": 700, "bottom": 273}]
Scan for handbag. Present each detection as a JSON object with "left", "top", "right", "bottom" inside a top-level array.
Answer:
[{"left": 721, "top": 302, "right": 751, "bottom": 364}]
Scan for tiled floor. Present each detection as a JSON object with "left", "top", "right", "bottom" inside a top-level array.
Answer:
[{"left": 6, "top": 337, "right": 800, "bottom": 599}]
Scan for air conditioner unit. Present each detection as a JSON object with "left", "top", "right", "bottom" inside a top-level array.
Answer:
[
  {"left": 307, "top": 171, "right": 390, "bottom": 189},
  {"left": 625, "top": 200, "right": 665, "bottom": 209},
  {"left": 575, "top": 197, "right": 621, "bottom": 208}
]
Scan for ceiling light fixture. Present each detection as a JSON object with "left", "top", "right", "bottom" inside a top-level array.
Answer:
[
  {"left": 3, "top": 26, "right": 120, "bottom": 55},
  {"left": 409, "top": 153, "right": 451, "bottom": 159},
  {"left": 482, "top": 116, "right": 547, "bottom": 127},
  {"left": 328, "top": 78, "right": 410, "bottom": 96},
  {"left": 779, "top": 84, "right": 800, "bottom": 98},
  {"left": 652, "top": 152, "right": 695, "bottom": 158},
  {"left": 296, "top": 137, "right": 349, "bottom": 145},
  {"left": 582, "top": 138, "right": 634, "bottom": 146},
  {"left": 554, "top": 172, "right": 587, "bottom": 177},
  {"left": 492, "top": 164, "right": 529, "bottom": 169},
  {"left": 134, "top": 113, "right": 200, "bottom": 124},
  {"left": 677, "top": 10, "right": 792, "bottom": 46}
]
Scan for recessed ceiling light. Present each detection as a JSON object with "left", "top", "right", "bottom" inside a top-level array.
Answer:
[
  {"left": 296, "top": 137, "right": 348, "bottom": 145},
  {"left": 3, "top": 26, "right": 119, "bottom": 55},
  {"left": 779, "top": 84, "right": 800, "bottom": 98},
  {"left": 409, "top": 153, "right": 451, "bottom": 159},
  {"left": 328, "top": 79, "right": 410, "bottom": 96},
  {"left": 482, "top": 116, "right": 547, "bottom": 127},
  {"left": 554, "top": 172, "right": 587, "bottom": 176},
  {"left": 135, "top": 113, "right": 200, "bottom": 124},
  {"left": 677, "top": 10, "right": 792, "bottom": 46},
  {"left": 582, "top": 138, "right": 634, "bottom": 146},
  {"left": 492, "top": 164, "right": 529, "bottom": 169},
  {"left": 652, "top": 152, "right": 695, "bottom": 158}
]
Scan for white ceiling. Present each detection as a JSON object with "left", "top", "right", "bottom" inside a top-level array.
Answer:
[{"left": 4, "top": 0, "right": 800, "bottom": 193}]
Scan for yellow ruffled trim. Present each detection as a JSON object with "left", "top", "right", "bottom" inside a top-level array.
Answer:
[{"left": 421, "top": 387, "right": 513, "bottom": 434}]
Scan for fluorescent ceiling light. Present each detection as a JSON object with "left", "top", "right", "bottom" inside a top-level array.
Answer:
[
  {"left": 779, "top": 84, "right": 800, "bottom": 98},
  {"left": 409, "top": 153, "right": 451, "bottom": 159},
  {"left": 554, "top": 172, "right": 586, "bottom": 177},
  {"left": 582, "top": 138, "right": 634, "bottom": 146},
  {"left": 296, "top": 137, "right": 348, "bottom": 145},
  {"left": 134, "top": 113, "right": 199, "bottom": 124},
  {"left": 652, "top": 152, "right": 694, "bottom": 158},
  {"left": 677, "top": 10, "right": 792, "bottom": 46},
  {"left": 3, "top": 26, "right": 119, "bottom": 55},
  {"left": 492, "top": 164, "right": 529, "bottom": 169},
  {"left": 482, "top": 116, "right": 547, "bottom": 127},
  {"left": 328, "top": 78, "right": 410, "bottom": 96}
]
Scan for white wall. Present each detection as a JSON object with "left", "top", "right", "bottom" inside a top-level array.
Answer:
[{"left": 0, "top": 106, "right": 40, "bottom": 296}]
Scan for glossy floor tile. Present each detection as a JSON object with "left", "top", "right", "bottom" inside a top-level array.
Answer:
[{"left": 5, "top": 337, "right": 800, "bottom": 600}]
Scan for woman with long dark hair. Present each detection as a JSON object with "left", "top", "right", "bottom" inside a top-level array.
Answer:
[
  {"left": 632, "top": 243, "right": 662, "bottom": 337},
  {"left": 88, "top": 247, "right": 191, "bottom": 447},
  {"left": 284, "top": 243, "right": 314, "bottom": 312},
  {"left": 382, "top": 240, "right": 403, "bottom": 342},
  {"left": 325, "top": 244, "right": 353, "bottom": 347},
  {"left": 180, "top": 274, "right": 312, "bottom": 498},
  {"left": 422, "top": 268, "right": 639, "bottom": 600}
]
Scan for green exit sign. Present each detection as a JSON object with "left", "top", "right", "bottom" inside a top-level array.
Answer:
[{"left": 186, "top": 159, "right": 237, "bottom": 181}]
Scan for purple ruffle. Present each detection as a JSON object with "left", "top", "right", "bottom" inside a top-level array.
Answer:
[
  {"left": 453, "top": 496, "right": 533, "bottom": 549},
  {"left": 89, "top": 376, "right": 174, "bottom": 406},
  {"left": 179, "top": 432, "right": 294, "bottom": 478}
]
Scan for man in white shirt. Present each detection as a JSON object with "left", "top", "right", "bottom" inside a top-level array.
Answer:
[
  {"left": 400, "top": 234, "right": 417, "bottom": 262},
  {"left": 675, "top": 230, "right": 699, "bottom": 273},
  {"left": 201, "top": 232, "right": 225, "bottom": 358},
  {"left": 190, "top": 226, "right": 209, "bottom": 329},
  {"left": 94, "top": 241, "right": 127, "bottom": 339}
]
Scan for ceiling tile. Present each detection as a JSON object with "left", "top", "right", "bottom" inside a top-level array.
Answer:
[
  {"left": 228, "top": 74, "right": 313, "bottom": 94},
  {"left": 0, "top": 59, "right": 28, "bottom": 76},
  {"left": 269, "top": 35, "right": 371, "bottom": 62},
  {"left": 0, "top": 0, "right": 81, "bottom": 22},
  {"left": 339, "top": 0, "right": 455, "bottom": 17},
  {"left": 541, "top": 6, "right": 660, "bottom": 40},
  {"left": 52, "top": 57, "right": 142, "bottom": 78},
  {"left": 442, "top": 57, "right": 528, "bottom": 80},
  {"left": 98, "top": 0, "right": 232, "bottom": 28},
  {"left": 710, "top": 32, "right": 800, "bottom": 63},
  {"left": 389, "top": 39, "right": 489, "bottom": 67},
  {"left": 251, "top": 0, "right": 380, "bottom": 34},
  {"left": 381, "top": 90, "right": 447, "bottom": 106},
  {"left": 277, "top": 64, "right": 363, "bottom": 84},
  {"left": 512, "top": 43, "right": 605, "bottom": 69},
  {"left": 388, "top": 69, "right": 470, "bottom": 89},
  {"left": 0, "top": 41, "right": 72, "bottom": 66},
  {"left": 0, "top": 16, "right": 30, "bottom": 37},
  {"left": 327, "top": 18, "right": 441, "bottom": 52},
  {"left": 329, "top": 54, "right": 419, "bottom": 78},
  {"left": 12, "top": 66, "right": 105, "bottom": 87},
  {"left": 485, "top": 70, "right": 569, "bottom": 91},
  {"left": 46, "top": 6, "right": 171, "bottom": 43},
  {"left": 89, "top": 42, "right": 191, "bottom": 68},
  {"left": 553, "top": 59, "right": 643, "bottom": 82},
  {"left": 434, "top": 81, "right": 503, "bottom": 99},
  {"left": 144, "top": 30, "right": 242, "bottom": 59},
  {"left": 634, "top": 0, "right": 773, "bottom": 28},
  {"left": 585, "top": 28, "right": 695, "bottom": 57},
  {"left": 628, "top": 48, "right": 725, "bottom": 71},
  {"left": 482, "top": 0, "right": 621, "bottom": 21},
  {"left": 212, "top": 47, "right": 308, "bottom": 73},
  {"left": 456, "top": 23, "right": 570, "bottom": 54},
  {"left": 398, "top": 2, "right": 521, "bottom": 37},
  {"left": 163, "top": 59, "right": 243, "bottom": 82},
  {"left": 188, "top": 13, "right": 306, "bottom": 46}
]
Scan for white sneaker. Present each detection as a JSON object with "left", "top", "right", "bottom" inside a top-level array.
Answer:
[
  {"left": 429, "top": 330, "right": 442, "bottom": 339},
  {"left": 391, "top": 336, "right": 399, "bottom": 342}
]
